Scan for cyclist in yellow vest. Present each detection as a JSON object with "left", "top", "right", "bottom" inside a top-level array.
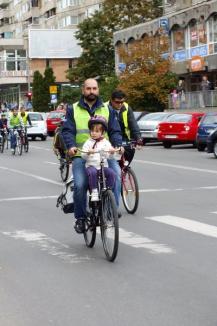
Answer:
[
  {"left": 19, "top": 106, "right": 32, "bottom": 127},
  {"left": 8, "top": 107, "right": 24, "bottom": 152},
  {"left": 106, "top": 90, "right": 143, "bottom": 208},
  {"left": 62, "top": 78, "right": 122, "bottom": 234}
]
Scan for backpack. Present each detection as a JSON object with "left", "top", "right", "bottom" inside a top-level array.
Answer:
[{"left": 56, "top": 176, "right": 74, "bottom": 213}]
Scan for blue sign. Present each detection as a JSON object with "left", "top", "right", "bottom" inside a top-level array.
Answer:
[
  {"left": 173, "top": 50, "right": 187, "bottom": 61},
  {"left": 26, "top": 101, "right": 33, "bottom": 110},
  {"left": 190, "top": 45, "right": 208, "bottom": 58},
  {"left": 118, "top": 62, "right": 126, "bottom": 72},
  {"left": 50, "top": 94, "right": 57, "bottom": 104},
  {"left": 159, "top": 18, "right": 169, "bottom": 34}
]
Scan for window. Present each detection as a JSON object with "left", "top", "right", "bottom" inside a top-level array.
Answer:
[
  {"left": 6, "top": 50, "right": 15, "bottom": 71},
  {"left": 209, "top": 14, "right": 217, "bottom": 44},
  {"left": 172, "top": 25, "right": 185, "bottom": 51},
  {"left": 188, "top": 17, "right": 207, "bottom": 48}
]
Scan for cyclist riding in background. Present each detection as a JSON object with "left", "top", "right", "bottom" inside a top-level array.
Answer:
[
  {"left": 8, "top": 107, "right": 24, "bottom": 152},
  {"left": 105, "top": 89, "right": 143, "bottom": 208},
  {"left": 19, "top": 105, "right": 32, "bottom": 127},
  {"left": 61, "top": 78, "right": 122, "bottom": 234},
  {"left": 0, "top": 112, "right": 8, "bottom": 129},
  {"left": 53, "top": 107, "right": 66, "bottom": 160}
]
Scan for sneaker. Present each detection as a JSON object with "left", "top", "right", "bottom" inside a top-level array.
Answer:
[
  {"left": 74, "top": 219, "right": 85, "bottom": 234},
  {"left": 91, "top": 189, "right": 99, "bottom": 201}
]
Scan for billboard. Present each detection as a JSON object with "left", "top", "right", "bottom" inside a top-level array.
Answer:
[{"left": 29, "top": 29, "right": 82, "bottom": 59}]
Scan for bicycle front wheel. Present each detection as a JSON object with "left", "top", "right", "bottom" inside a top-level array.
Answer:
[
  {"left": 60, "top": 161, "right": 69, "bottom": 182},
  {"left": 121, "top": 167, "right": 139, "bottom": 214},
  {"left": 17, "top": 136, "right": 23, "bottom": 156},
  {"left": 100, "top": 189, "right": 119, "bottom": 262}
]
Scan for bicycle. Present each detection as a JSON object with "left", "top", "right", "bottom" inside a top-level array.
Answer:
[
  {"left": 0, "top": 128, "right": 7, "bottom": 153},
  {"left": 23, "top": 126, "right": 30, "bottom": 153},
  {"left": 78, "top": 148, "right": 119, "bottom": 262},
  {"left": 10, "top": 127, "right": 24, "bottom": 156},
  {"left": 120, "top": 141, "right": 140, "bottom": 214}
]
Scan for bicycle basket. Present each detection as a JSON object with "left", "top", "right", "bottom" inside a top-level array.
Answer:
[{"left": 56, "top": 176, "right": 74, "bottom": 214}]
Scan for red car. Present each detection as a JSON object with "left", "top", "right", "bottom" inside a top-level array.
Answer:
[
  {"left": 46, "top": 110, "right": 65, "bottom": 136},
  {"left": 157, "top": 112, "right": 204, "bottom": 148}
]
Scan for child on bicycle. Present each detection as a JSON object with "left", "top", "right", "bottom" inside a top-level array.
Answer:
[{"left": 81, "top": 116, "right": 117, "bottom": 201}]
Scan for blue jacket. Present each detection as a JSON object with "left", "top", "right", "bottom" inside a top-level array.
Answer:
[{"left": 61, "top": 96, "right": 122, "bottom": 149}]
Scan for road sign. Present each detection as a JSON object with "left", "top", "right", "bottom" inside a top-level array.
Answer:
[
  {"left": 50, "top": 94, "right": 57, "bottom": 104},
  {"left": 49, "top": 85, "right": 57, "bottom": 94}
]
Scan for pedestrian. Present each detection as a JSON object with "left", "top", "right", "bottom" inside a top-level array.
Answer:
[
  {"left": 61, "top": 78, "right": 122, "bottom": 234},
  {"left": 171, "top": 89, "right": 178, "bottom": 109},
  {"left": 176, "top": 80, "right": 186, "bottom": 109},
  {"left": 200, "top": 75, "right": 211, "bottom": 107},
  {"left": 81, "top": 116, "right": 117, "bottom": 201}
]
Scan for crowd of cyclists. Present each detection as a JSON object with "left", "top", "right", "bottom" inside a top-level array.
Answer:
[{"left": 0, "top": 105, "right": 32, "bottom": 155}]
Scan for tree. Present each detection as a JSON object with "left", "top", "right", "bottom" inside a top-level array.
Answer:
[
  {"left": 32, "top": 70, "right": 44, "bottom": 112},
  {"left": 118, "top": 35, "right": 177, "bottom": 111},
  {"left": 66, "top": 0, "right": 163, "bottom": 82},
  {"left": 43, "top": 67, "right": 56, "bottom": 111}
]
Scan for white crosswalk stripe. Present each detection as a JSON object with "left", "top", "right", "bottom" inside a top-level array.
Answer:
[{"left": 145, "top": 215, "right": 217, "bottom": 239}]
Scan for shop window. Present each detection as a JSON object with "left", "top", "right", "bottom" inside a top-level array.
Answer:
[
  {"left": 208, "top": 14, "right": 217, "bottom": 44},
  {"left": 188, "top": 17, "right": 207, "bottom": 48}
]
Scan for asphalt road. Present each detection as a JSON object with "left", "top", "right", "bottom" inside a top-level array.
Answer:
[{"left": 0, "top": 139, "right": 217, "bottom": 326}]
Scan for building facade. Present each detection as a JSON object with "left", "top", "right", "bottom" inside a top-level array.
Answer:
[
  {"left": 114, "top": 0, "right": 217, "bottom": 92},
  {"left": 0, "top": 0, "right": 102, "bottom": 104}
]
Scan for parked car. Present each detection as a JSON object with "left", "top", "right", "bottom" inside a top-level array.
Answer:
[
  {"left": 207, "top": 128, "right": 217, "bottom": 158},
  {"left": 46, "top": 110, "right": 65, "bottom": 136},
  {"left": 137, "top": 112, "right": 174, "bottom": 144},
  {"left": 157, "top": 112, "right": 204, "bottom": 148},
  {"left": 133, "top": 111, "right": 147, "bottom": 121},
  {"left": 27, "top": 112, "right": 47, "bottom": 141},
  {"left": 196, "top": 112, "right": 217, "bottom": 151}
]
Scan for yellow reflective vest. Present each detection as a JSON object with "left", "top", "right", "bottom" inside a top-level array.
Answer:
[
  {"left": 73, "top": 102, "right": 109, "bottom": 155},
  {"left": 105, "top": 101, "right": 130, "bottom": 140},
  {"left": 19, "top": 112, "right": 28, "bottom": 125}
]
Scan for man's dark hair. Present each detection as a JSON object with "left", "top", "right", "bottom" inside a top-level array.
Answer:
[{"left": 111, "top": 89, "right": 126, "bottom": 100}]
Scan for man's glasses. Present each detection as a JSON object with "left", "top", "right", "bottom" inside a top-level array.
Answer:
[{"left": 113, "top": 100, "right": 124, "bottom": 104}]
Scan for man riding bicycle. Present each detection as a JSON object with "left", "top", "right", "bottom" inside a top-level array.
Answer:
[
  {"left": 61, "top": 78, "right": 123, "bottom": 234},
  {"left": 8, "top": 107, "right": 24, "bottom": 152},
  {"left": 19, "top": 105, "right": 32, "bottom": 127},
  {"left": 106, "top": 89, "right": 143, "bottom": 208}
]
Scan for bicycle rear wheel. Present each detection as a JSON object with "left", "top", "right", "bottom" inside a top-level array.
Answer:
[
  {"left": 60, "top": 160, "right": 70, "bottom": 182},
  {"left": 83, "top": 213, "right": 97, "bottom": 248},
  {"left": 121, "top": 167, "right": 139, "bottom": 214},
  {"left": 100, "top": 189, "right": 119, "bottom": 262},
  {"left": 0, "top": 137, "right": 4, "bottom": 153},
  {"left": 17, "top": 136, "right": 23, "bottom": 156},
  {"left": 24, "top": 136, "right": 29, "bottom": 153}
]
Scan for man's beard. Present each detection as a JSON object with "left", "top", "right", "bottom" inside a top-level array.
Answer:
[{"left": 84, "top": 94, "right": 98, "bottom": 102}]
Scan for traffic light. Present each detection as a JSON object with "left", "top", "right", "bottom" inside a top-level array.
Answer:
[{"left": 26, "top": 92, "right": 32, "bottom": 101}]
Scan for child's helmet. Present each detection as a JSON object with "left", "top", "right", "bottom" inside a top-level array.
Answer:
[{"left": 88, "top": 115, "right": 108, "bottom": 131}]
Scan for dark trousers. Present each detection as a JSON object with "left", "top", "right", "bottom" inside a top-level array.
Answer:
[{"left": 86, "top": 166, "right": 116, "bottom": 191}]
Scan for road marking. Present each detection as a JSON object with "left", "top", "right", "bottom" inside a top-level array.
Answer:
[
  {"left": 0, "top": 195, "right": 58, "bottom": 202},
  {"left": 119, "top": 228, "right": 175, "bottom": 254},
  {"left": 1, "top": 230, "right": 93, "bottom": 263},
  {"left": 134, "top": 159, "right": 217, "bottom": 175},
  {"left": 44, "top": 161, "right": 59, "bottom": 165},
  {"left": 145, "top": 215, "right": 217, "bottom": 239},
  {"left": 211, "top": 211, "right": 217, "bottom": 214},
  {"left": 31, "top": 145, "right": 52, "bottom": 152},
  {"left": 139, "top": 186, "right": 217, "bottom": 193},
  {"left": 0, "top": 166, "right": 62, "bottom": 186}
]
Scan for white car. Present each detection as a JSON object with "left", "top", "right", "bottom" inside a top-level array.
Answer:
[
  {"left": 137, "top": 112, "right": 174, "bottom": 144},
  {"left": 27, "top": 112, "right": 47, "bottom": 141}
]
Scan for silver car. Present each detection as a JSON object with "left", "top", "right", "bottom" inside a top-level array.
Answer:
[{"left": 137, "top": 112, "right": 174, "bottom": 144}]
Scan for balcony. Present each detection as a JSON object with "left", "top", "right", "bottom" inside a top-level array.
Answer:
[
  {"left": 43, "top": 0, "right": 56, "bottom": 13},
  {"left": 0, "top": 9, "right": 10, "bottom": 19},
  {"left": 0, "top": 70, "right": 33, "bottom": 85},
  {"left": 0, "top": 38, "right": 24, "bottom": 50},
  {"left": 0, "top": 0, "right": 9, "bottom": 8}
]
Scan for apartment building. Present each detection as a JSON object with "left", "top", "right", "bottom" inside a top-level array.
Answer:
[
  {"left": 0, "top": 0, "right": 102, "bottom": 104},
  {"left": 114, "top": 0, "right": 217, "bottom": 91}
]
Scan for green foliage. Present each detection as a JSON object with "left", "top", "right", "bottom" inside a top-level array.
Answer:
[
  {"left": 32, "top": 70, "right": 45, "bottom": 112},
  {"left": 99, "top": 75, "right": 120, "bottom": 102},
  {"left": 66, "top": 0, "right": 162, "bottom": 82},
  {"left": 59, "top": 85, "right": 81, "bottom": 104},
  {"left": 32, "top": 67, "right": 57, "bottom": 112}
]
